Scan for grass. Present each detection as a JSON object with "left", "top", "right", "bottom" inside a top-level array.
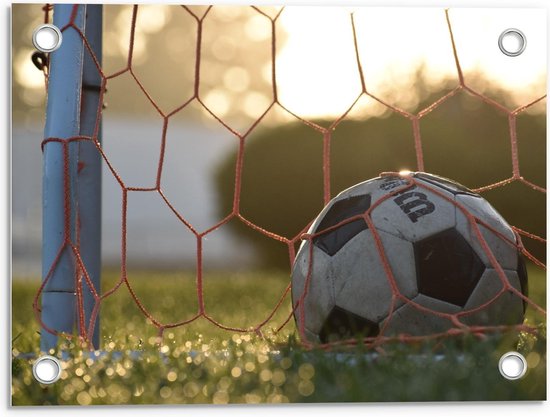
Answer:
[{"left": 11, "top": 267, "right": 547, "bottom": 405}]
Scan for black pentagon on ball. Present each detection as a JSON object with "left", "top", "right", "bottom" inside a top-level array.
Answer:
[
  {"left": 413, "top": 172, "right": 480, "bottom": 198},
  {"left": 313, "top": 194, "right": 371, "bottom": 256},
  {"left": 319, "top": 305, "right": 380, "bottom": 343},
  {"left": 414, "top": 228, "right": 485, "bottom": 307}
]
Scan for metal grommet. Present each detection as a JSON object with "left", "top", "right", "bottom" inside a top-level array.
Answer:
[
  {"left": 32, "top": 355, "right": 62, "bottom": 384},
  {"left": 498, "top": 351, "right": 527, "bottom": 380},
  {"left": 498, "top": 28, "right": 526, "bottom": 57},
  {"left": 32, "top": 24, "right": 63, "bottom": 53}
]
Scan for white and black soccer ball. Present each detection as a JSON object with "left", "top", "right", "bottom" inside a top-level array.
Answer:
[{"left": 291, "top": 172, "right": 527, "bottom": 344}]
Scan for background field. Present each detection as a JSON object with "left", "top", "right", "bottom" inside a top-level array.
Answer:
[{"left": 12, "top": 266, "right": 546, "bottom": 405}]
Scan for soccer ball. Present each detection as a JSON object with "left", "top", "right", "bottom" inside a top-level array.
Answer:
[{"left": 291, "top": 172, "right": 527, "bottom": 344}]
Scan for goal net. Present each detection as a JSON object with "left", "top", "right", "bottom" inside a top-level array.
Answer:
[{"left": 33, "top": 4, "right": 546, "bottom": 350}]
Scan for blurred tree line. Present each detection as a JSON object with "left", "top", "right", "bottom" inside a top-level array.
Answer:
[
  {"left": 12, "top": 4, "right": 284, "bottom": 127},
  {"left": 215, "top": 80, "right": 546, "bottom": 269}
]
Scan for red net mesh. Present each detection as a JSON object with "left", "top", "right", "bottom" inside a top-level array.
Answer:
[{"left": 34, "top": 5, "right": 546, "bottom": 350}]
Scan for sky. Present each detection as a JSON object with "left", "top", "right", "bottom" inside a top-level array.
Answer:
[{"left": 276, "top": 7, "right": 546, "bottom": 117}]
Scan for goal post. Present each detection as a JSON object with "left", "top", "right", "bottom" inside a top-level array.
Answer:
[{"left": 40, "top": 4, "right": 103, "bottom": 351}]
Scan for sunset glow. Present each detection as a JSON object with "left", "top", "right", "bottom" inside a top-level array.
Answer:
[{"left": 16, "top": 6, "right": 546, "bottom": 120}]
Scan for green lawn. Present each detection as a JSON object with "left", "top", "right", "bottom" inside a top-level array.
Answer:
[{"left": 12, "top": 267, "right": 546, "bottom": 405}]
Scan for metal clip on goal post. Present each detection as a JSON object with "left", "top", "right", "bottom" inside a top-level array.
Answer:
[{"left": 41, "top": 4, "right": 103, "bottom": 352}]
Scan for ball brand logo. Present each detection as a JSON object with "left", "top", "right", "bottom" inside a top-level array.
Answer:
[
  {"left": 379, "top": 178, "right": 407, "bottom": 191},
  {"left": 378, "top": 176, "right": 436, "bottom": 222},
  {"left": 393, "top": 191, "right": 435, "bottom": 223}
]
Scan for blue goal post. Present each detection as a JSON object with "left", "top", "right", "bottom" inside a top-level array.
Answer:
[{"left": 41, "top": 4, "right": 103, "bottom": 352}]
